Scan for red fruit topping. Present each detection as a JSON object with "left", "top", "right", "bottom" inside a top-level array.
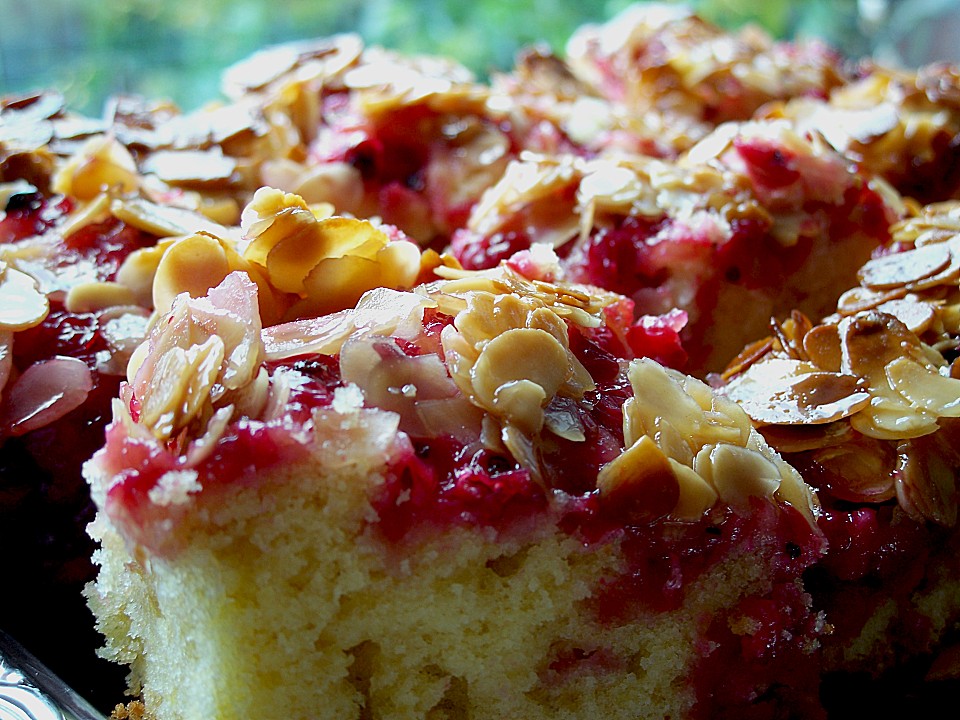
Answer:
[
  {"left": 450, "top": 227, "right": 533, "bottom": 270},
  {"left": 626, "top": 309, "right": 688, "bottom": 370},
  {"left": 375, "top": 436, "right": 545, "bottom": 542},
  {"left": 733, "top": 137, "right": 801, "bottom": 189},
  {"left": 0, "top": 192, "right": 72, "bottom": 243}
]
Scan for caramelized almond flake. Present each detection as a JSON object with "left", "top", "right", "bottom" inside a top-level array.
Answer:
[
  {"left": 858, "top": 242, "right": 951, "bottom": 290},
  {"left": 52, "top": 135, "right": 140, "bottom": 201},
  {"left": 850, "top": 400, "right": 939, "bottom": 440},
  {"left": 802, "top": 323, "right": 842, "bottom": 371},
  {"left": 597, "top": 435, "right": 679, "bottom": 523},
  {"left": 836, "top": 285, "right": 906, "bottom": 316},
  {"left": 874, "top": 298, "right": 937, "bottom": 335},
  {"left": 839, "top": 312, "right": 927, "bottom": 378},
  {"left": 725, "top": 358, "right": 867, "bottom": 424},
  {"left": 885, "top": 356, "right": 960, "bottom": 417},
  {"left": 670, "top": 459, "right": 718, "bottom": 520},
  {"left": 895, "top": 436, "right": 959, "bottom": 526}
]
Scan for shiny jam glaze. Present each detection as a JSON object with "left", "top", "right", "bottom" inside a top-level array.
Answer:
[{"left": 0, "top": 192, "right": 73, "bottom": 243}]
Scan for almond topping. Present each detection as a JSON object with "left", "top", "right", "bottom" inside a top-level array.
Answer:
[
  {"left": 471, "top": 328, "right": 569, "bottom": 434},
  {"left": 724, "top": 358, "right": 870, "bottom": 426},
  {"left": 885, "top": 356, "right": 960, "bottom": 417},
  {"left": 858, "top": 243, "right": 952, "bottom": 290},
  {"left": 597, "top": 435, "right": 681, "bottom": 524},
  {"left": 895, "top": 432, "right": 959, "bottom": 526},
  {"left": 64, "top": 281, "right": 137, "bottom": 313},
  {"left": 152, "top": 233, "right": 233, "bottom": 314},
  {"left": 695, "top": 444, "right": 781, "bottom": 510},
  {"left": 0, "top": 261, "right": 49, "bottom": 331},
  {"left": 52, "top": 135, "right": 140, "bottom": 201}
]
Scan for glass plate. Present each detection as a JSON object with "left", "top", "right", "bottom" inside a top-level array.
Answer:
[{"left": 0, "top": 629, "right": 104, "bottom": 720}]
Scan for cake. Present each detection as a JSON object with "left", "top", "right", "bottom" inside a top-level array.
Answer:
[
  {"left": 0, "top": 3, "right": 958, "bottom": 718},
  {"left": 85, "top": 253, "right": 827, "bottom": 719}
]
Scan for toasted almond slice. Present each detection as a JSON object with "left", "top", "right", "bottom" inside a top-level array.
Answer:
[
  {"left": 60, "top": 192, "right": 112, "bottom": 238},
  {"left": 140, "top": 149, "right": 238, "bottom": 188},
  {"left": 65, "top": 280, "right": 136, "bottom": 313},
  {"left": 472, "top": 328, "right": 569, "bottom": 425},
  {"left": 597, "top": 434, "right": 680, "bottom": 523},
  {"left": 152, "top": 233, "right": 231, "bottom": 314},
  {"left": 877, "top": 296, "right": 936, "bottom": 335},
  {"left": 905, "top": 246, "right": 960, "bottom": 291},
  {"left": 895, "top": 435, "right": 958, "bottom": 526},
  {"left": 802, "top": 323, "right": 842, "bottom": 371},
  {"left": 696, "top": 444, "right": 781, "bottom": 509},
  {"left": 670, "top": 459, "right": 718, "bottom": 521},
  {"left": 1, "top": 356, "right": 93, "bottom": 436},
  {"left": 624, "top": 358, "right": 704, "bottom": 447},
  {"left": 758, "top": 421, "right": 854, "bottom": 454},
  {"left": 858, "top": 243, "right": 952, "bottom": 290},
  {"left": 809, "top": 441, "right": 897, "bottom": 503},
  {"left": 112, "top": 196, "right": 235, "bottom": 239},
  {"left": 52, "top": 135, "right": 140, "bottom": 200},
  {"left": 850, "top": 398, "right": 940, "bottom": 440},
  {"left": 885, "top": 356, "right": 960, "bottom": 417},
  {"left": 839, "top": 312, "right": 928, "bottom": 378},
  {"left": 724, "top": 357, "right": 869, "bottom": 425},
  {"left": 836, "top": 285, "right": 906, "bottom": 316}
]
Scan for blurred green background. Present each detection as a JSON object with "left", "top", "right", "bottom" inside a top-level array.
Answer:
[{"left": 1, "top": 0, "right": 957, "bottom": 116}]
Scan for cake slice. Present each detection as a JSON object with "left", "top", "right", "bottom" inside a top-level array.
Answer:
[
  {"left": 721, "top": 200, "right": 960, "bottom": 706},
  {"left": 84, "top": 211, "right": 827, "bottom": 718}
]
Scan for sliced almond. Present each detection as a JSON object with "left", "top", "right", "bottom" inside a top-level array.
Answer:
[
  {"left": 858, "top": 243, "right": 952, "bottom": 290},
  {"left": 802, "top": 323, "right": 842, "bottom": 371},
  {"left": 885, "top": 356, "right": 960, "bottom": 417},
  {"left": 471, "top": 328, "right": 569, "bottom": 432},
  {"left": 895, "top": 435, "right": 958, "bottom": 526},
  {"left": 670, "top": 458, "right": 718, "bottom": 520},
  {"left": 696, "top": 444, "right": 781, "bottom": 509},
  {"left": 724, "top": 357, "right": 869, "bottom": 425},
  {"left": 64, "top": 280, "right": 136, "bottom": 313},
  {"left": 597, "top": 434, "right": 680, "bottom": 524},
  {"left": 152, "top": 233, "right": 231, "bottom": 314},
  {"left": 0, "top": 262, "right": 49, "bottom": 331}
]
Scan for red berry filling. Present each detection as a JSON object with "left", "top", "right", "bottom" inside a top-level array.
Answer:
[{"left": 0, "top": 191, "right": 73, "bottom": 242}]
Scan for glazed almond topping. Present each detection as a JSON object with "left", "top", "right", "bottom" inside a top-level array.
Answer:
[
  {"left": 129, "top": 271, "right": 264, "bottom": 442},
  {"left": 115, "top": 186, "right": 817, "bottom": 525},
  {"left": 240, "top": 186, "right": 421, "bottom": 315},
  {"left": 767, "top": 66, "right": 960, "bottom": 203},
  {"left": 724, "top": 201, "right": 960, "bottom": 524},
  {"left": 440, "top": 287, "right": 598, "bottom": 481},
  {"left": 566, "top": 4, "right": 844, "bottom": 126},
  {"left": 604, "top": 357, "right": 815, "bottom": 523}
]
